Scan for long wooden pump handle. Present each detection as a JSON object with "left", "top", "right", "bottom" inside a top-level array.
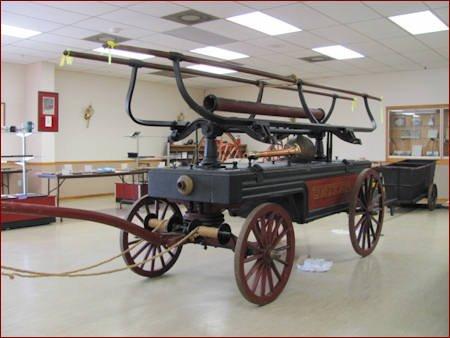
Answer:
[{"left": 203, "top": 95, "right": 325, "bottom": 120}]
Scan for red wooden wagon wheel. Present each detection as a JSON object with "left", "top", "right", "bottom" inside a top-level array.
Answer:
[
  {"left": 234, "top": 203, "right": 296, "bottom": 305},
  {"left": 349, "top": 168, "right": 385, "bottom": 257},
  {"left": 120, "top": 195, "right": 183, "bottom": 277}
]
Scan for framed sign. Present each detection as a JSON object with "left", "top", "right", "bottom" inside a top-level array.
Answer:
[
  {"left": 38, "top": 91, "right": 58, "bottom": 132},
  {"left": 1, "top": 102, "right": 5, "bottom": 128}
]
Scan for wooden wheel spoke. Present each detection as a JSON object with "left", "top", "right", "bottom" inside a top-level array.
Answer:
[
  {"left": 266, "top": 265, "right": 274, "bottom": 293},
  {"left": 128, "top": 239, "right": 140, "bottom": 245},
  {"left": 357, "top": 218, "right": 366, "bottom": 243},
  {"left": 144, "top": 202, "right": 150, "bottom": 215},
  {"left": 244, "top": 253, "right": 263, "bottom": 263},
  {"left": 270, "top": 218, "right": 282, "bottom": 246},
  {"left": 270, "top": 261, "right": 282, "bottom": 281},
  {"left": 273, "top": 256, "right": 288, "bottom": 266},
  {"left": 252, "top": 225, "right": 265, "bottom": 247},
  {"left": 140, "top": 245, "right": 153, "bottom": 268},
  {"left": 273, "top": 245, "right": 290, "bottom": 252},
  {"left": 132, "top": 243, "right": 150, "bottom": 260},
  {"left": 251, "top": 263, "right": 264, "bottom": 293},
  {"left": 272, "top": 227, "right": 288, "bottom": 248},
  {"left": 135, "top": 213, "right": 145, "bottom": 224},
  {"left": 150, "top": 246, "right": 156, "bottom": 271},
  {"left": 246, "top": 259, "right": 263, "bottom": 280},
  {"left": 157, "top": 246, "right": 166, "bottom": 268},
  {"left": 354, "top": 215, "right": 364, "bottom": 230},
  {"left": 370, "top": 214, "right": 380, "bottom": 226},
  {"left": 161, "top": 203, "right": 169, "bottom": 219},
  {"left": 247, "top": 241, "right": 265, "bottom": 254},
  {"left": 260, "top": 265, "right": 267, "bottom": 296}
]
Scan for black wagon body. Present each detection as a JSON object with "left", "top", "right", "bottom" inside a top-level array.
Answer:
[{"left": 378, "top": 159, "right": 438, "bottom": 212}]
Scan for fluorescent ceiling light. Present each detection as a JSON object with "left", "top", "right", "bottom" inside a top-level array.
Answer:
[
  {"left": 187, "top": 64, "right": 236, "bottom": 75},
  {"left": 389, "top": 10, "right": 448, "bottom": 35},
  {"left": 93, "top": 47, "right": 153, "bottom": 60},
  {"left": 312, "top": 45, "right": 364, "bottom": 60},
  {"left": 227, "top": 11, "right": 301, "bottom": 36},
  {"left": 190, "top": 46, "right": 248, "bottom": 60},
  {"left": 1, "top": 24, "right": 41, "bottom": 38}
]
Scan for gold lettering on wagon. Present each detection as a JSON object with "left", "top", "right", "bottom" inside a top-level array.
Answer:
[{"left": 311, "top": 182, "right": 352, "bottom": 200}]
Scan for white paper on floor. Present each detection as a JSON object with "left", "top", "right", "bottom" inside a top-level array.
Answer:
[{"left": 297, "top": 258, "right": 333, "bottom": 272}]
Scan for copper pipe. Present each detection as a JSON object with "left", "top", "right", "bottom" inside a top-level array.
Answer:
[
  {"left": 204, "top": 95, "right": 325, "bottom": 120},
  {"left": 250, "top": 145, "right": 302, "bottom": 158}
]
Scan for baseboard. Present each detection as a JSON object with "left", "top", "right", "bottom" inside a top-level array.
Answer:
[{"left": 60, "top": 193, "right": 114, "bottom": 200}]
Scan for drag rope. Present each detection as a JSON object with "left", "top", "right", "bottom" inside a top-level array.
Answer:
[{"left": 1, "top": 225, "right": 199, "bottom": 279}]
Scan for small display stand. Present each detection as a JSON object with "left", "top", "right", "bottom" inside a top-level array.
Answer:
[{"left": 1, "top": 122, "right": 56, "bottom": 229}]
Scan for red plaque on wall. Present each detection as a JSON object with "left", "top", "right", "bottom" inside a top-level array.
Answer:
[{"left": 38, "top": 91, "right": 58, "bottom": 132}]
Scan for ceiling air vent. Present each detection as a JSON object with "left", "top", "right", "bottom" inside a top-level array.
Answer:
[
  {"left": 300, "top": 55, "right": 334, "bottom": 63},
  {"left": 162, "top": 10, "right": 219, "bottom": 25},
  {"left": 150, "top": 70, "right": 197, "bottom": 79},
  {"left": 83, "top": 33, "right": 130, "bottom": 44}
]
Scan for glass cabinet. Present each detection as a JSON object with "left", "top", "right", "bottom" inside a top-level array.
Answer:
[{"left": 387, "top": 104, "right": 448, "bottom": 160}]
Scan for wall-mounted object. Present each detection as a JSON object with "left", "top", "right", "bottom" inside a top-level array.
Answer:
[
  {"left": 1, "top": 102, "right": 5, "bottom": 128},
  {"left": 38, "top": 91, "right": 59, "bottom": 132},
  {"left": 83, "top": 104, "right": 94, "bottom": 128}
]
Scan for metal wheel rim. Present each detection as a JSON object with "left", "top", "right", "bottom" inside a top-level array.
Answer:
[
  {"left": 120, "top": 195, "right": 182, "bottom": 278},
  {"left": 428, "top": 184, "right": 437, "bottom": 211},
  {"left": 349, "top": 169, "right": 385, "bottom": 257},
  {"left": 234, "top": 203, "right": 295, "bottom": 305}
]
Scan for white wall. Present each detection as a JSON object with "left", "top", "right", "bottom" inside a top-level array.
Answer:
[
  {"left": 54, "top": 70, "right": 203, "bottom": 161},
  {"left": 1, "top": 62, "right": 26, "bottom": 156}
]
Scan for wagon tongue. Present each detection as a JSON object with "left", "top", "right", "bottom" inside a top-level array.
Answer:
[{"left": 0, "top": 202, "right": 177, "bottom": 246}]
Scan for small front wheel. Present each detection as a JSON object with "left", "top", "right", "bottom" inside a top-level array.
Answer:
[
  {"left": 120, "top": 195, "right": 183, "bottom": 278},
  {"left": 234, "top": 203, "right": 296, "bottom": 305}
]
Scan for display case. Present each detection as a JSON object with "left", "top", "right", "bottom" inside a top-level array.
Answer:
[{"left": 387, "top": 104, "right": 449, "bottom": 160}]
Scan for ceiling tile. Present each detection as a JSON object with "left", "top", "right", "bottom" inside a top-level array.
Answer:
[
  {"left": 43, "top": 1, "right": 119, "bottom": 16},
  {"left": 172, "top": 1, "right": 253, "bottom": 18},
  {"left": 381, "top": 36, "right": 429, "bottom": 53},
  {"left": 363, "top": 1, "right": 428, "bottom": 16},
  {"left": 435, "top": 46, "right": 448, "bottom": 59},
  {"left": 406, "top": 50, "right": 448, "bottom": 67},
  {"left": 99, "top": 9, "right": 185, "bottom": 32},
  {"left": 415, "top": 31, "right": 449, "bottom": 49},
  {"left": 370, "top": 52, "right": 420, "bottom": 67},
  {"left": 246, "top": 36, "right": 307, "bottom": 53},
  {"left": 1, "top": 11, "right": 62, "bottom": 32},
  {"left": 264, "top": 3, "right": 338, "bottom": 30},
  {"left": 138, "top": 33, "right": 204, "bottom": 51},
  {"left": 2, "top": 3, "right": 88, "bottom": 24},
  {"left": 346, "top": 41, "right": 397, "bottom": 56},
  {"left": 425, "top": 1, "right": 450, "bottom": 9},
  {"left": 11, "top": 39, "right": 66, "bottom": 53},
  {"left": 164, "top": 27, "right": 236, "bottom": 45},
  {"left": 29, "top": 33, "right": 100, "bottom": 51},
  {"left": 311, "top": 25, "right": 373, "bottom": 44},
  {"left": 128, "top": 2, "right": 187, "bottom": 17},
  {"left": 344, "top": 57, "right": 394, "bottom": 71},
  {"left": 102, "top": 1, "right": 144, "bottom": 7},
  {"left": 195, "top": 20, "right": 265, "bottom": 41},
  {"left": 1, "top": 35, "right": 21, "bottom": 45},
  {"left": 277, "top": 31, "right": 334, "bottom": 49},
  {"left": 72, "top": 17, "right": 150, "bottom": 39},
  {"left": 305, "top": 1, "right": 381, "bottom": 24},
  {"left": 50, "top": 26, "right": 98, "bottom": 39},
  {"left": 432, "top": 7, "right": 449, "bottom": 25},
  {"left": 238, "top": 1, "right": 297, "bottom": 10},
  {"left": 215, "top": 41, "right": 274, "bottom": 56},
  {"left": 349, "top": 18, "right": 409, "bottom": 39}
]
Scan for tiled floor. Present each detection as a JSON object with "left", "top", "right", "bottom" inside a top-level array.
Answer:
[{"left": 1, "top": 197, "right": 448, "bottom": 336}]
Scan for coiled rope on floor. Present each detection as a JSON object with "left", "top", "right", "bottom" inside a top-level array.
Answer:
[{"left": 1, "top": 227, "right": 199, "bottom": 279}]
